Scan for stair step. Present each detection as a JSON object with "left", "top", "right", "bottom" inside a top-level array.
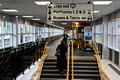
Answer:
[
  {"left": 40, "top": 78, "right": 99, "bottom": 80},
  {"left": 41, "top": 74, "right": 66, "bottom": 78},
  {"left": 74, "top": 60, "right": 97, "bottom": 63},
  {"left": 4, "top": 77, "right": 14, "bottom": 80},
  {"left": 40, "top": 78, "right": 66, "bottom": 80},
  {"left": 44, "top": 63, "right": 98, "bottom": 67},
  {"left": 43, "top": 66, "right": 98, "bottom": 69}
]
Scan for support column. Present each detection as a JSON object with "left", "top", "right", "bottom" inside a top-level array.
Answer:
[
  {"left": 44, "top": 24, "right": 45, "bottom": 40},
  {"left": 72, "top": 27, "right": 74, "bottom": 39},
  {"left": 76, "top": 27, "right": 78, "bottom": 40},
  {"left": 16, "top": 16, "right": 18, "bottom": 47},
  {"left": 103, "top": 16, "right": 109, "bottom": 59}
]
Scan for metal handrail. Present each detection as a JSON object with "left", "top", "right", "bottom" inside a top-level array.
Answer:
[
  {"left": 0, "top": 54, "right": 11, "bottom": 79},
  {"left": 93, "top": 42, "right": 109, "bottom": 80},
  {"left": 31, "top": 42, "right": 48, "bottom": 80},
  {"left": 66, "top": 41, "right": 70, "bottom": 80},
  {"left": 71, "top": 41, "right": 74, "bottom": 80},
  {"left": 66, "top": 41, "right": 74, "bottom": 80}
]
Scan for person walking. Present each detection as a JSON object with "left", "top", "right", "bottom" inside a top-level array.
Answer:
[{"left": 57, "top": 40, "right": 67, "bottom": 74}]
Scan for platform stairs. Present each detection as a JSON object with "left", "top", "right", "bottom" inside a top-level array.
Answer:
[{"left": 31, "top": 41, "right": 109, "bottom": 80}]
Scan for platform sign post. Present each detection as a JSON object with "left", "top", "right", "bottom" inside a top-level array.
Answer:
[{"left": 47, "top": 4, "right": 93, "bottom": 21}]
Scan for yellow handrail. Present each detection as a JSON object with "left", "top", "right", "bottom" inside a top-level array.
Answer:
[
  {"left": 0, "top": 54, "right": 11, "bottom": 79},
  {"left": 31, "top": 42, "right": 48, "bottom": 80},
  {"left": 66, "top": 41, "right": 70, "bottom": 80},
  {"left": 0, "top": 58, "right": 4, "bottom": 64},
  {"left": 71, "top": 41, "right": 74, "bottom": 80},
  {"left": 66, "top": 41, "right": 74, "bottom": 80},
  {"left": 93, "top": 42, "right": 109, "bottom": 80},
  {"left": 37, "top": 49, "right": 48, "bottom": 80}
]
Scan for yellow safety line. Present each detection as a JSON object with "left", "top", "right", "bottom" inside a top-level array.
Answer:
[{"left": 93, "top": 42, "right": 109, "bottom": 80}]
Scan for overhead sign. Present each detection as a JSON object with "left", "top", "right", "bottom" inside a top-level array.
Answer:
[{"left": 47, "top": 4, "right": 93, "bottom": 21}]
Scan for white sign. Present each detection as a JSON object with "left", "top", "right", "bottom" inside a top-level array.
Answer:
[{"left": 47, "top": 4, "right": 93, "bottom": 21}]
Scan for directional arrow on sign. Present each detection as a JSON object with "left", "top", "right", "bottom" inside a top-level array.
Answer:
[
  {"left": 48, "top": 11, "right": 52, "bottom": 14},
  {"left": 48, "top": 16, "right": 51, "bottom": 21},
  {"left": 48, "top": 6, "right": 51, "bottom": 9}
]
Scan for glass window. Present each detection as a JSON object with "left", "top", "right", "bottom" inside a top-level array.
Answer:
[
  {"left": 28, "top": 34, "right": 31, "bottom": 42},
  {"left": 94, "top": 24, "right": 103, "bottom": 42},
  {"left": 0, "top": 35, "right": 2, "bottom": 48},
  {"left": 0, "top": 20, "right": 1, "bottom": 34},
  {"left": 116, "top": 20, "right": 120, "bottom": 34},
  {"left": 4, "top": 35, "right": 11, "bottom": 47},
  {"left": 108, "top": 21, "right": 113, "bottom": 34},
  {"left": 4, "top": 22, "right": 12, "bottom": 34},
  {"left": 25, "top": 34, "right": 28, "bottom": 42},
  {"left": 25, "top": 25, "right": 28, "bottom": 33},
  {"left": 29, "top": 25, "right": 32, "bottom": 33},
  {"left": 108, "top": 35, "right": 113, "bottom": 48}
]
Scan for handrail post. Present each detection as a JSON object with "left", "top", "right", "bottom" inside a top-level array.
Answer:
[
  {"left": 14, "top": 49, "right": 17, "bottom": 80},
  {"left": 22, "top": 46, "right": 24, "bottom": 74},
  {"left": 32, "top": 43, "right": 35, "bottom": 65},
  {"left": 3, "top": 52, "right": 5, "bottom": 80},
  {"left": 29, "top": 44, "right": 31, "bottom": 69},
  {"left": 36, "top": 42, "right": 39, "bottom": 61}
]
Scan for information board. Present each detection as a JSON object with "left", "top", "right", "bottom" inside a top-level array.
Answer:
[
  {"left": 84, "top": 27, "right": 92, "bottom": 41},
  {"left": 47, "top": 4, "right": 93, "bottom": 21}
]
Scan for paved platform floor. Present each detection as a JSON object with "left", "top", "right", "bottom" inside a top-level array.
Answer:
[{"left": 101, "top": 59, "right": 120, "bottom": 80}]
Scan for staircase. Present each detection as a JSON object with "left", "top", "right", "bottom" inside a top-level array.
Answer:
[
  {"left": 40, "top": 56, "right": 100, "bottom": 80},
  {"left": 73, "top": 58, "right": 100, "bottom": 80},
  {"left": 41, "top": 57, "right": 67, "bottom": 80}
]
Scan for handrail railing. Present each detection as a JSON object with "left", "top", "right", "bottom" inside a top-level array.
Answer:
[
  {"left": 71, "top": 41, "right": 74, "bottom": 80},
  {"left": 31, "top": 42, "right": 48, "bottom": 80},
  {"left": 0, "top": 41, "right": 44, "bottom": 80},
  {"left": 66, "top": 41, "right": 70, "bottom": 80},
  {"left": 0, "top": 54, "right": 11, "bottom": 79},
  {"left": 66, "top": 40, "right": 74, "bottom": 80},
  {"left": 93, "top": 42, "right": 109, "bottom": 80}
]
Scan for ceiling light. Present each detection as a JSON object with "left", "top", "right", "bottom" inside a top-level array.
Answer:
[
  {"left": 62, "top": 23, "right": 67, "bottom": 25},
  {"left": 35, "top": 1, "right": 50, "bottom": 5},
  {"left": 23, "top": 16, "right": 33, "bottom": 18},
  {"left": 73, "top": 22, "right": 78, "bottom": 23},
  {"left": 94, "top": 11, "right": 99, "bottom": 13},
  {"left": 2, "top": 9, "right": 18, "bottom": 12},
  {"left": 93, "top": 1, "right": 113, "bottom": 5},
  {"left": 0, "top": 4, "right": 2, "bottom": 6},
  {"left": 32, "top": 19, "right": 40, "bottom": 20}
]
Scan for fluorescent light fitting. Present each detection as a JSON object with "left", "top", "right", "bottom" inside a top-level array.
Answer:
[
  {"left": 62, "top": 23, "right": 67, "bottom": 25},
  {"left": 93, "top": 1, "right": 113, "bottom": 5},
  {"left": 23, "top": 16, "right": 33, "bottom": 18},
  {"left": 73, "top": 22, "right": 78, "bottom": 23},
  {"left": 32, "top": 19, "right": 40, "bottom": 20},
  {"left": 35, "top": 1, "right": 50, "bottom": 5},
  {"left": 94, "top": 11, "right": 99, "bottom": 13},
  {"left": 2, "top": 9, "right": 18, "bottom": 12}
]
